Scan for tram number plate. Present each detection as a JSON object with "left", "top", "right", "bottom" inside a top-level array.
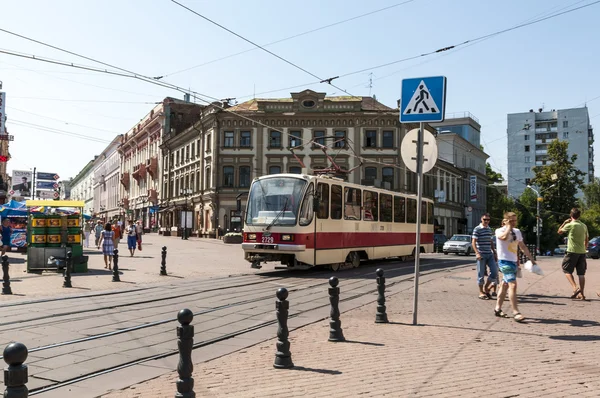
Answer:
[
  {"left": 261, "top": 236, "right": 274, "bottom": 244},
  {"left": 254, "top": 244, "right": 278, "bottom": 250}
]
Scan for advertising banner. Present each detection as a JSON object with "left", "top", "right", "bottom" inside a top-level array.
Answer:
[
  {"left": 470, "top": 175, "right": 477, "bottom": 202},
  {"left": 36, "top": 181, "right": 58, "bottom": 190},
  {"left": 37, "top": 190, "right": 58, "bottom": 199},
  {"left": 11, "top": 170, "right": 33, "bottom": 198},
  {"left": 37, "top": 172, "right": 59, "bottom": 181},
  {"left": 0, "top": 92, "right": 6, "bottom": 135}
]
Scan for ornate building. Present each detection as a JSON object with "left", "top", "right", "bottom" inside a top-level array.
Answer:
[{"left": 92, "top": 135, "right": 122, "bottom": 221}]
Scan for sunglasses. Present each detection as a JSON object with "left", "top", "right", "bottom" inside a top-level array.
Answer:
[{"left": 482, "top": 219, "right": 490, "bottom": 221}]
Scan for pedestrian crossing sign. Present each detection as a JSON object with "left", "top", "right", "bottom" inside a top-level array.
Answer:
[{"left": 400, "top": 76, "right": 446, "bottom": 122}]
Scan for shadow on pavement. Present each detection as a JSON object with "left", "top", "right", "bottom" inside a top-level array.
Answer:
[
  {"left": 6, "top": 257, "right": 25, "bottom": 264},
  {"left": 527, "top": 318, "right": 600, "bottom": 327},
  {"left": 549, "top": 335, "right": 600, "bottom": 341},
  {"left": 344, "top": 340, "right": 385, "bottom": 347},
  {"left": 289, "top": 366, "right": 341, "bottom": 375}
]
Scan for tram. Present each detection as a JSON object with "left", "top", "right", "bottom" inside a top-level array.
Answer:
[{"left": 242, "top": 173, "right": 434, "bottom": 271}]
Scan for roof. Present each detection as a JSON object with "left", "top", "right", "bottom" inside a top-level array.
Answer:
[{"left": 227, "top": 94, "right": 394, "bottom": 112}]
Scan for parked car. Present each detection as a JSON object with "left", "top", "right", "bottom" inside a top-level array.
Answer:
[
  {"left": 554, "top": 245, "right": 567, "bottom": 256},
  {"left": 443, "top": 234, "right": 472, "bottom": 256},
  {"left": 587, "top": 236, "right": 600, "bottom": 259},
  {"left": 434, "top": 234, "right": 448, "bottom": 245}
]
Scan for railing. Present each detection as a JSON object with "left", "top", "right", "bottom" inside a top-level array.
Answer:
[{"left": 442, "top": 111, "right": 479, "bottom": 123}]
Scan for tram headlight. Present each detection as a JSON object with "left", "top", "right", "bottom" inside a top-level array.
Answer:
[
  {"left": 280, "top": 234, "right": 294, "bottom": 242},
  {"left": 247, "top": 233, "right": 257, "bottom": 241}
]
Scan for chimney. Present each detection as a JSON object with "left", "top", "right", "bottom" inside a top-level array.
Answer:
[
  {"left": 529, "top": 109, "right": 534, "bottom": 112},
  {"left": 538, "top": 108, "right": 543, "bottom": 113}
]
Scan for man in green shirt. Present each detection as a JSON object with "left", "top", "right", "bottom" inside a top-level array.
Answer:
[{"left": 558, "top": 208, "right": 588, "bottom": 300}]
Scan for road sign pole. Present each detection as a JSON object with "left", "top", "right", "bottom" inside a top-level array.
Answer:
[{"left": 412, "top": 122, "right": 424, "bottom": 326}]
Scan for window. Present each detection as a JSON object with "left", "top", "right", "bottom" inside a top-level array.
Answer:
[
  {"left": 191, "top": 143, "right": 195, "bottom": 158},
  {"left": 524, "top": 167, "right": 530, "bottom": 173},
  {"left": 270, "top": 131, "right": 282, "bottom": 148},
  {"left": 186, "top": 145, "right": 189, "bottom": 160},
  {"left": 421, "top": 201, "right": 427, "bottom": 224},
  {"left": 223, "top": 166, "right": 234, "bottom": 187},
  {"left": 363, "top": 191, "right": 378, "bottom": 221},
  {"left": 563, "top": 131, "right": 569, "bottom": 138},
  {"left": 365, "top": 167, "right": 377, "bottom": 181},
  {"left": 299, "top": 184, "right": 314, "bottom": 226},
  {"left": 239, "top": 166, "right": 251, "bottom": 188},
  {"left": 563, "top": 121, "right": 568, "bottom": 128},
  {"left": 344, "top": 187, "right": 361, "bottom": 220},
  {"left": 317, "top": 183, "right": 329, "bottom": 219},
  {"left": 176, "top": 151, "right": 180, "bottom": 165},
  {"left": 427, "top": 202, "right": 434, "bottom": 225},
  {"left": 205, "top": 167, "right": 211, "bottom": 188},
  {"left": 224, "top": 131, "right": 234, "bottom": 147},
  {"left": 407, "top": 198, "right": 417, "bottom": 223},
  {"left": 331, "top": 185, "right": 343, "bottom": 220},
  {"left": 380, "top": 193, "right": 393, "bottom": 222},
  {"left": 525, "top": 156, "right": 531, "bottom": 163},
  {"left": 196, "top": 139, "right": 200, "bottom": 156},
  {"left": 334, "top": 131, "right": 346, "bottom": 148},
  {"left": 382, "top": 130, "right": 394, "bottom": 148},
  {"left": 206, "top": 134, "right": 211, "bottom": 152},
  {"left": 382, "top": 167, "right": 394, "bottom": 190},
  {"left": 365, "top": 130, "right": 377, "bottom": 147},
  {"left": 524, "top": 135, "right": 529, "bottom": 141},
  {"left": 525, "top": 178, "right": 531, "bottom": 185},
  {"left": 289, "top": 166, "right": 302, "bottom": 174},
  {"left": 289, "top": 131, "right": 302, "bottom": 148},
  {"left": 269, "top": 165, "right": 281, "bottom": 175},
  {"left": 524, "top": 145, "right": 530, "bottom": 152},
  {"left": 394, "top": 196, "right": 405, "bottom": 223},
  {"left": 240, "top": 131, "right": 251, "bottom": 147},
  {"left": 313, "top": 131, "right": 325, "bottom": 147}
]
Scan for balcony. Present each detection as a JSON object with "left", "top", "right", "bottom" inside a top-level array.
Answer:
[
  {"left": 148, "top": 189, "right": 159, "bottom": 205},
  {"left": 139, "top": 163, "right": 147, "bottom": 180},
  {"left": 120, "top": 172, "right": 130, "bottom": 189},
  {"left": 535, "top": 149, "right": 547, "bottom": 155},
  {"left": 123, "top": 197, "right": 130, "bottom": 210},
  {"left": 535, "top": 161, "right": 543, "bottom": 166},
  {"left": 148, "top": 156, "right": 159, "bottom": 179}
]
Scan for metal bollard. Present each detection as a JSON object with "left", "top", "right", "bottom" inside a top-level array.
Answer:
[
  {"left": 375, "top": 268, "right": 389, "bottom": 323},
  {"left": 273, "top": 287, "right": 293, "bottom": 369},
  {"left": 112, "top": 249, "right": 120, "bottom": 282},
  {"left": 160, "top": 246, "right": 167, "bottom": 276},
  {"left": 175, "top": 309, "right": 195, "bottom": 398},
  {"left": 328, "top": 277, "right": 345, "bottom": 342},
  {"left": 3, "top": 342, "right": 28, "bottom": 398},
  {"left": 63, "top": 251, "right": 72, "bottom": 288},
  {"left": 2, "top": 255, "right": 12, "bottom": 295}
]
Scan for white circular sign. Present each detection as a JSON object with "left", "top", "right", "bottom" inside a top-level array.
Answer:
[
  {"left": 400, "top": 128, "right": 438, "bottom": 173},
  {"left": 467, "top": 206, "right": 473, "bottom": 212}
]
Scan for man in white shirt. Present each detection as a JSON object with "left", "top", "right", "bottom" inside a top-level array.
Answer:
[{"left": 494, "top": 212, "right": 536, "bottom": 323}]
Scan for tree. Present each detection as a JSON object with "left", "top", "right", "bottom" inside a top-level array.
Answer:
[
  {"left": 582, "top": 177, "right": 600, "bottom": 209},
  {"left": 485, "top": 163, "right": 514, "bottom": 226}
]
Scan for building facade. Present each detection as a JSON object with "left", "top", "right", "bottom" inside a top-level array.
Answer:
[
  {"left": 507, "top": 107, "right": 594, "bottom": 198},
  {"left": 58, "top": 179, "right": 72, "bottom": 200},
  {"left": 69, "top": 157, "right": 97, "bottom": 216},
  {"left": 92, "top": 136, "right": 122, "bottom": 221}
]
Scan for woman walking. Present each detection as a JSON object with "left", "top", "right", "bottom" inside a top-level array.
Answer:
[
  {"left": 126, "top": 220, "right": 137, "bottom": 257},
  {"left": 83, "top": 221, "right": 92, "bottom": 248},
  {"left": 98, "top": 223, "right": 115, "bottom": 270}
]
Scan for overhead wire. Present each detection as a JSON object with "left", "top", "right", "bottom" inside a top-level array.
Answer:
[
  {"left": 10, "top": 120, "right": 113, "bottom": 143},
  {"left": 8, "top": 107, "right": 121, "bottom": 134}
]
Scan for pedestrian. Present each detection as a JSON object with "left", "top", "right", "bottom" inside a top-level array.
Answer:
[
  {"left": 98, "top": 223, "right": 115, "bottom": 270},
  {"left": 83, "top": 221, "right": 92, "bottom": 248},
  {"left": 493, "top": 212, "right": 536, "bottom": 322},
  {"left": 558, "top": 208, "right": 588, "bottom": 300},
  {"left": 126, "top": 220, "right": 137, "bottom": 257},
  {"left": 472, "top": 213, "right": 498, "bottom": 300},
  {"left": 1, "top": 218, "right": 12, "bottom": 256},
  {"left": 112, "top": 222, "right": 122, "bottom": 247},
  {"left": 94, "top": 220, "right": 104, "bottom": 249},
  {"left": 136, "top": 220, "right": 143, "bottom": 251}
]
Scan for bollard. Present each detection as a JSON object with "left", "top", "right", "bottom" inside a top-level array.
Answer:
[
  {"left": 2, "top": 255, "right": 12, "bottom": 295},
  {"left": 62, "top": 251, "right": 72, "bottom": 288},
  {"left": 3, "top": 342, "right": 28, "bottom": 398},
  {"left": 273, "top": 287, "right": 294, "bottom": 369},
  {"left": 160, "top": 246, "right": 167, "bottom": 276},
  {"left": 375, "top": 268, "right": 389, "bottom": 323},
  {"left": 175, "top": 308, "right": 195, "bottom": 398},
  {"left": 112, "top": 249, "right": 121, "bottom": 282},
  {"left": 328, "top": 277, "right": 345, "bottom": 342}
]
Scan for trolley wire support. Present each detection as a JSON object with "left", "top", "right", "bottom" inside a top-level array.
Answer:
[
  {"left": 112, "top": 249, "right": 120, "bottom": 282},
  {"left": 160, "top": 246, "right": 168, "bottom": 276},
  {"left": 2, "top": 255, "right": 12, "bottom": 295},
  {"left": 375, "top": 268, "right": 389, "bottom": 324},
  {"left": 3, "top": 342, "right": 29, "bottom": 398},
  {"left": 273, "top": 288, "right": 294, "bottom": 369},
  {"left": 175, "top": 308, "right": 195, "bottom": 398},
  {"left": 62, "top": 251, "right": 72, "bottom": 288},
  {"left": 328, "top": 277, "right": 345, "bottom": 342}
]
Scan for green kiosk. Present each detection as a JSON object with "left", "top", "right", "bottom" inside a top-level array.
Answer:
[{"left": 26, "top": 200, "right": 88, "bottom": 273}]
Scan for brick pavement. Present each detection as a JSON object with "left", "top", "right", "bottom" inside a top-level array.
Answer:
[{"left": 102, "top": 256, "right": 600, "bottom": 398}]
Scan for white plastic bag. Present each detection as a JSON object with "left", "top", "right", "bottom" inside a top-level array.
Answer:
[{"left": 524, "top": 260, "right": 544, "bottom": 276}]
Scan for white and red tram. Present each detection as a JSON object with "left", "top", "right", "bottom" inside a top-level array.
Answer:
[{"left": 242, "top": 173, "right": 434, "bottom": 270}]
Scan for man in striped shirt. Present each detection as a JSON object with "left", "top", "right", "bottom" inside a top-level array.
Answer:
[{"left": 472, "top": 213, "right": 498, "bottom": 300}]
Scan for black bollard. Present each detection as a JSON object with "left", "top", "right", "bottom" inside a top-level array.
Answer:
[
  {"left": 3, "top": 342, "right": 28, "bottom": 398},
  {"left": 2, "top": 255, "right": 12, "bottom": 295},
  {"left": 274, "top": 287, "right": 294, "bottom": 369},
  {"left": 175, "top": 308, "right": 195, "bottom": 398},
  {"left": 328, "top": 276, "right": 345, "bottom": 342},
  {"left": 375, "top": 268, "right": 389, "bottom": 323},
  {"left": 160, "top": 246, "right": 167, "bottom": 276},
  {"left": 112, "top": 249, "right": 120, "bottom": 282},
  {"left": 62, "top": 251, "right": 72, "bottom": 288}
]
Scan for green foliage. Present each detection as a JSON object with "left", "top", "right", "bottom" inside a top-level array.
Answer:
[
  {"left": 485, "top": 163, "right": 514, "bottom": 226},
  {"left": 579, "top": 205, "right": 600, "bottom": 239},
  {"left": 582, "top": 177, "right": 600, "bottom": 209}
]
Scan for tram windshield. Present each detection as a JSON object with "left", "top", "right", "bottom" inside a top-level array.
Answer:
[{"left": 245, "top": 177, "right": 307, "bottom": 226}]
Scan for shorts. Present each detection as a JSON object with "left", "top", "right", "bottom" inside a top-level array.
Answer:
[
  {"left": 2, "top": 239, "right": 10, "bottom": 247},
  {"left": 498, "top": 260, "right": 518, "bottom": 283},
  {"left": 127, "top": 235, "right": 137, "bottom": 250},
  {"left": 562, "top": 252, "right": 587, "bottom": 275}
]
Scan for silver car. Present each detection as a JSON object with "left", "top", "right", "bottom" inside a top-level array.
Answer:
[{"left": 443, "top": 234, "right": 472, "bottom": 256}]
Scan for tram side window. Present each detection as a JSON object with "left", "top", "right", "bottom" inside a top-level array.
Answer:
[
  {"left": 331, "top": 184, "right": 343, "bottom": 220},
  {"left": 363, "top": 190, "right": 378, "bottom": 221},
  {"left": 317, "top": 183, "right": 329, "bottom": 219},
  {"left": 421, "top": 201, "right": 427, "bottom": 224},
  {"left": 394, "top": 196, "right": 406, "bottom": 223},
  {"left": 380, "top": 194, "right": 392, "bottom": 222},
  {"left": 299, "top": 183, "right": 314, "bottom": 226},
  {"left": 407, "top": 198, "right": 417, "bottom": 223},
  {"left": 427, "top": 202, "right": 434, "bottom": 225},
  {"left": 344, "top": 187, "right": 361, "bottom": 220}
]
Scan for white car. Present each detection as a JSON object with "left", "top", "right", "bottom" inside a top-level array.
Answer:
[{"left": 443, "top": 234, "right": 472, "bottom": 256}]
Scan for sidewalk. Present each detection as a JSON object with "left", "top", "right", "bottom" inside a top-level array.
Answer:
[{"left": 103, "top": 256, "right": 600, "bottom": 398}]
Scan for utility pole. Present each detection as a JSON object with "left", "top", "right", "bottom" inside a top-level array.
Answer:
[{"left": 527, "top": 183, "right": 555, "bottom": 255}]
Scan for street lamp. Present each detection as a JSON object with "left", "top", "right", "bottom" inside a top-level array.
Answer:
[
  {"left": 526, "top": 183, "right": 556, "bottom": 254},
  {"left": 180, "top": 188, "right": 192, "bottom": 240}
]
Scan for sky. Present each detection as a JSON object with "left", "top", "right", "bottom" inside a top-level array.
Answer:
[{"left": 1, "top": 0, "right": 599, "bottom": 184}]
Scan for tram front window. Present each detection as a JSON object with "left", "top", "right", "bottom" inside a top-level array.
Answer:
[{"left": 245, "top": 177, "right": 307, "bottom": 226}]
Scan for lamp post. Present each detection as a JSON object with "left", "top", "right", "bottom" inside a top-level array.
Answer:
[
  {"left": 180, "top": 188, "right": 192, "bottom": 240},
  {"left": 526, "top": 184, "right": 555, "bottom": 254}
]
